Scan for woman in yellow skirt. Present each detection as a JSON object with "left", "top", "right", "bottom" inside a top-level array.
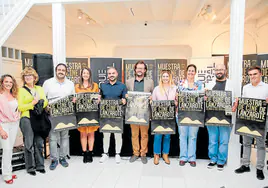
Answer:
[{"left": 75, "top": 68, "right": 99, "bottom": 163}]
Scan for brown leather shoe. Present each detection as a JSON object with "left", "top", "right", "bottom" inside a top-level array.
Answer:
[
  {"left": 154, "top": 154, "right": 159, "bottom": 165},
  {"left": 162, "top": 154, "right": 170, "bottom": 165}
]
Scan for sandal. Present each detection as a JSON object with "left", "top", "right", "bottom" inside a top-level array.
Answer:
[
  {"left": 12, "top": 174, "right": 17, "bottom": 179},
  {"left": 5, "top": 179, "right": 13, "bottom": 184}
]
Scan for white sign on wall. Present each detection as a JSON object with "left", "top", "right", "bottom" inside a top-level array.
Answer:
[{"left": 190, "top": 56, "right": 224, "bottom": 84}]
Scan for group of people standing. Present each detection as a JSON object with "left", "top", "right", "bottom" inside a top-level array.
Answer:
[{"left": 0, "top": 60, "right": 267, "bottom": 185}]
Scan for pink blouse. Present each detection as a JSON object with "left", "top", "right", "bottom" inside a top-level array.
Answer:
[
  {"left": 152, "top": 85, "right": 177, "bottom": 101},
  {"left": 0, "top": 94, "right": 20, "bottom": 124}
]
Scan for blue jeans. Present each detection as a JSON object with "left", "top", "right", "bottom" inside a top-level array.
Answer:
[
  {"left": 207, "top": 126, "right": 231, "bottom": 165},
  {"left": 153, "top": 134, "right": 171, "bottom": 154},
  {"left": 177, "top": 117, "right": 199, "bottom": 161}
]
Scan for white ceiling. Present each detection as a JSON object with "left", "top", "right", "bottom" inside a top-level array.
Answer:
[
  {"left": 26, "top": 0, "right": 268, "bottom": 27},
  {"left": 5, "top": 0, "right": 268, "bottom": 56}
]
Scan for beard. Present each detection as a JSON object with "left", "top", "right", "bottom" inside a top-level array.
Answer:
[
  {"left": 216, "top": 73, "right": 225, "bottom": 80},
  {"left": 109, "top": 76, "right": 117, "bottom": 81}
]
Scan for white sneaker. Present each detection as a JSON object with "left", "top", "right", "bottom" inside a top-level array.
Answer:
[
  {"left": 115, "top": 154, "right": 121, "bottom": 164},
  {"left": 99, "top": 153, "right": 109, "bottom": 163}
]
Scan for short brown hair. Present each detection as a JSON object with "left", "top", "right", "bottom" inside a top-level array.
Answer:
[
  {"left": 21, "top": 67, "right": 39, "bottom": 85},
  {"left": 134, "top": 60, "right": 147, "bottom": 77},
  {"left": 248, "top": 65, "right": 261, "bottom": 73}
]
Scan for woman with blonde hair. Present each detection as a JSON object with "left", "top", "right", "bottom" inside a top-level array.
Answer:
[
  {"left": 18, "top": 67, "right": 48, "bottom": 176},
  {"left": 152, "top": 70, "right": 177, "bottom": 165},
  {"left": 0, "top": 74, "right": 20, "bottom": 184},
  {"left": 75, "top": 68, "right": 99, "bottom": 163}
]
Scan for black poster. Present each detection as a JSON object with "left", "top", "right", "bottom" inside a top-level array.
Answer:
[
  {"left": 156, "top": 59, "right": 187, "bottom": 85},
  {"left": 205, "top": 90, "right": 232, "bottom": 126},
  {"left": 151, "top": 100, "right": 176, "bottom": 134},
  {"left": 123, "top": 59, "right": 156, "bottom": 85},
  {"left": 125, "top": 91, "right": 151, "bottom": 125},
  {"left": 258, "top": 54, "right": 268, "bottom": 84},
  {"left": 242, "top": 54, "right": 258, "bottom": 86},
  {"left": 90, "top": 58, "right": 122, "bottom": 87},
  {"left": 49, "top": 95, "right": 77, "bottom": 132},
  {"left": 66, "top": 58, "right": 88, "bottom": 84},
  {"left": 75, "top": 92, "right": 99, "bottom": 126},
  {"left": 21, "top": 53, "right": 33, "bottom": 69},
  {"left": 235, "top": 97, "right": 267, "bottom": 139},
  {"left": 177, "top": 91, "right": 204, "bottom": 127},
  {"left": 99, "top": 99, "right": 124, "bottom": 133}
]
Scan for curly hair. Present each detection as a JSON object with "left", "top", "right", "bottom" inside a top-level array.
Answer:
[
  {"left": 0, "top": 74, "right": 19, "bottom": 98},
  {"left": 21, "top": 67, "right": 39, "bottom": 85}
]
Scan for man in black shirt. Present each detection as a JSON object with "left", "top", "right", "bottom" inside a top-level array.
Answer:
[{"left": 205, "top": 64, "right": 233, "bottom": 171}]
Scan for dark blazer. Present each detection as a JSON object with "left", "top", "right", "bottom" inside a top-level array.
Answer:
[{"left": 126, "top": 78, "right": 154, "bottom": 93}]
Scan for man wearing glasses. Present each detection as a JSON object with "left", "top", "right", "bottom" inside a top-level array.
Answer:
[
  {"left": 126, "top": 61, "right": 154, "bottom": 164},
  {"left": 205, "top": 64, "right": 234, "bottom": 171}
]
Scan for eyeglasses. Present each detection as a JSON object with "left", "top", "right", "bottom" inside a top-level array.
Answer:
[
  {"left": 248, "top": 73, "right": 259, "bottom": 76},
  {"left": 215, "top": 69, "right": 225, "bottom": 72},
  {"left": 24, "top": 74, "right": 33, "bottom": 77}
]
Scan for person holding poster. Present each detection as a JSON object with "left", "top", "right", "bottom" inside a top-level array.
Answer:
[
  {"left": 43, "top": 63, "right": 75, "bottom": 170},
  {"left": 0, "top": 75, "right": 20, "bottom": 184},
  {"left": 205, "top": 64, "right": 233, "bottom": 171},
  {"left": 18, "top": 67, "right": 48, "bottom": 176},
  {"left": 75, "top": 68, "right": 99, "bottom": 163},
  {"left": 177, "top": 64, "right": 203, "bottom": 167},
  {"left": 152, "top": 70, "right": 177, "bottom": 165},
  {"left": 234, "top": 66, "right": 268, "bottom": 180},
  {"left": 99, "top": 67, "right": 127, "bottom": 164},
  {"left": 126, "top": 61, "right": 154, "bottom": 164}
]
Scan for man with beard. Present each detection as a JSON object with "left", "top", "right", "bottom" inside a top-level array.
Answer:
[
  {"left": 43, "top": 63, "right": 75, "bottom": 170},
  {"left": 126, "top": 61, "right": 154, "bottom": 164},
  {"left": 233, "top": 66, "right": 268, "bottom": 180},
  {"left": 99, "top": 67, "right": 127, "bottom": 164},
  {"left": 205, "top": 64, "right": 234, "bottom": 171}
]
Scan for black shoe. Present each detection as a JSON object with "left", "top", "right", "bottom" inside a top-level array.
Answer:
[
  {"left": 83, "top": 151, "right": 87, "bottom": 163},
  {"left": 207, "top": 162, "right": 216, "bottom": 169},
  {"left": 28, "top": 171, "right": 36, "bottom": 176},
  {"left": 257, "top": 169, "right": 265, "bottom": 180},
  {"left": 235, "top": 165, "right": 250, "bottom": 174},
  {"left": 217, "top": 164, "right": 224, "bottom": 171},
  {"left": 36, "top": 169, "right": 46, "bottom": 174},
  {"left": 87, "top": 151, "right": 93, "bottom": 163}
]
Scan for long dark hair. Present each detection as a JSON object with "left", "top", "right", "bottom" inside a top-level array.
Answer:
[{"left": 78, "top": 68, "right": 94, "bottom": 90}]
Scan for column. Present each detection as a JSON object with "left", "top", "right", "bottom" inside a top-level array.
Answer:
[
  {"left": 52, "top": 3, "right": 66, "bottom": 68},
  {"left": 0, "top": 46, "right": 3, "bottom": 76},
  {"left": 229, "top": 0, "right": 245, "bottom": 97},
  {"left": 228, "top": 0, "right": 246, "bottom": 167}
]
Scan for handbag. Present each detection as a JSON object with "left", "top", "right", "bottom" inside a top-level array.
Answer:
[{"left": 23, "top": 86, "right": 51, "bottom": 139}]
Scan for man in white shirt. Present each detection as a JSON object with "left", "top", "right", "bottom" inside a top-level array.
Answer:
[
  {"left": 234, "top": 66, "right": 268, "bottom": 180},
  {"left": 43, "top": 63, "right": 75, "bottom": 170}
]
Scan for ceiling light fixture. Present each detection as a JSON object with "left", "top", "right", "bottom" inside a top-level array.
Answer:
[
  {"left": 77, "top": 9, "right": 97, "bottom": 25},
  {"left": 77, "top": 9, "right": 83, "bottom": 19},
  {"left": 198, "top": 5, "right": 217, "bottom": 21}
]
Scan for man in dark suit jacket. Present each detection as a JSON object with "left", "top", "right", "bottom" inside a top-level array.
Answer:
[{"left": 126, "top": 61, "right": 154, "bottom": 164}]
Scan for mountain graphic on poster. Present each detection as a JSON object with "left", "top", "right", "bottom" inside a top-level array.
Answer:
[
  {"left": 153, "top": 126, "right": 173, "bottom": 132},
  {"left": 102, "top": 124, "right": 121, "bottom": 131},
  {"left": 180, "top": 117, "right": 202, "bottom": 124},
  {"left": 55, "top": 123, "right": 76, "bottom": 130},
  {"left": 78, "top": 118, "right": 98, "bottom": 124},
  {"left": 127, "top": 116, "right": 147, "bottom": 123},
  {"left": 237, "top": 126, "right": 262, "bottom": 136},
  {"left": 207, "top": 117, "right": 229, "bottom": 124}
]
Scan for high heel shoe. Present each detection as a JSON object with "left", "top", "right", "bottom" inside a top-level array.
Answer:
[{"left": 5, "top": 179, "right": 13, "bottom": 184}]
